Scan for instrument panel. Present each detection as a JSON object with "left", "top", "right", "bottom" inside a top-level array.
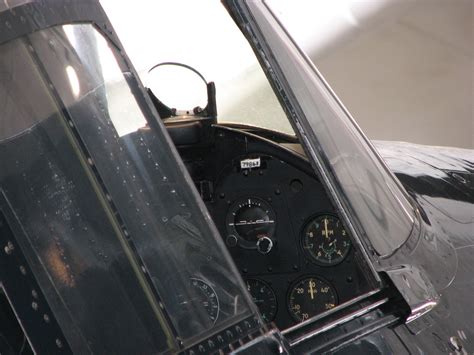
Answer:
[{"left": 182, "top": 126, "right": 371, "bottom": 329}]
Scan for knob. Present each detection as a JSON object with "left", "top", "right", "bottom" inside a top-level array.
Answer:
[{"left": 257, "top": 236, "right": 273, "bottom": 254}]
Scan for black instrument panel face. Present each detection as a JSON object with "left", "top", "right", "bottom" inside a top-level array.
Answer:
[{"left": 182, "top": 128, "right": 370, "bottom": 329}]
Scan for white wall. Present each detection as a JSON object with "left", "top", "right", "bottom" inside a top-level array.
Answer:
[{"left": 100, "top": 0, "right": 473, "bottom": 148}]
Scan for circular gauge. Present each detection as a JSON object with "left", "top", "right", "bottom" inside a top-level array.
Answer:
[
  {"left": 302, "top": 214, "right": 351, "bottom": 265},
  {"left": 226, "top": 197, "right": 276, "bottom": 249},
  {"left": 245, "top": 279, "right": 277, "bottom": 323},
  {"left": 190, "top": 278, "right": 219, "bottom": 324},
  {"left": 288, "top": 277, "right": 337, "bottom": 322}
]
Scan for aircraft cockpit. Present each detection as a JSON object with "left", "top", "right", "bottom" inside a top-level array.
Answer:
[{"left": 2, "top": 1, "right": 450, "bottom": 354}]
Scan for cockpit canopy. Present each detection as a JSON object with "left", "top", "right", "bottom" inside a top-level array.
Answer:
[{"left": 0, "top": 9, "right": 259, "bottom": 353}]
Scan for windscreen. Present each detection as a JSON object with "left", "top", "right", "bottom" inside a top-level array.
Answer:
[
  {"left": 0, "top": 24, "right": 256, "bottom": 352},
  {"left": 232, "top": 0, "right": 416, "bottom": 257}
]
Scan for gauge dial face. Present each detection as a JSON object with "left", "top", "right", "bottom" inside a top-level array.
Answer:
[
  {"left": 302, "top": 214, "right": 351, "bottom": 265},
  {"left": 190, "top": 278, "right": 219, "bottom": 324},
  {"left": 226, "top": 197, "right": 276, "bottom": 244},
  {"left": 288, "top": 277, "right": 337, "bottom": 322},
  {"left": 245, "top": 279, "right": 277, "bottom": 323}
]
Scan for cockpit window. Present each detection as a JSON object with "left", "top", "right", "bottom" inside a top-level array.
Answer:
[
  {"left": 0, "top": 24, "right": 256, "bottom": 352},
  {"left": 240, "top": 1, "right": 416, "bottom": 256},
  {"left": 0, "top": 39, "right": 56, "bottom": 142}
]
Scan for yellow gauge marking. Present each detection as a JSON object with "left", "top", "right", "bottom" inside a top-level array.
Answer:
[
  {"left": 323, "top": 218, "right": 328, "bottom": 239},
  {"left": 309, "top": 279, "right": 315, "bottom": 300}
]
